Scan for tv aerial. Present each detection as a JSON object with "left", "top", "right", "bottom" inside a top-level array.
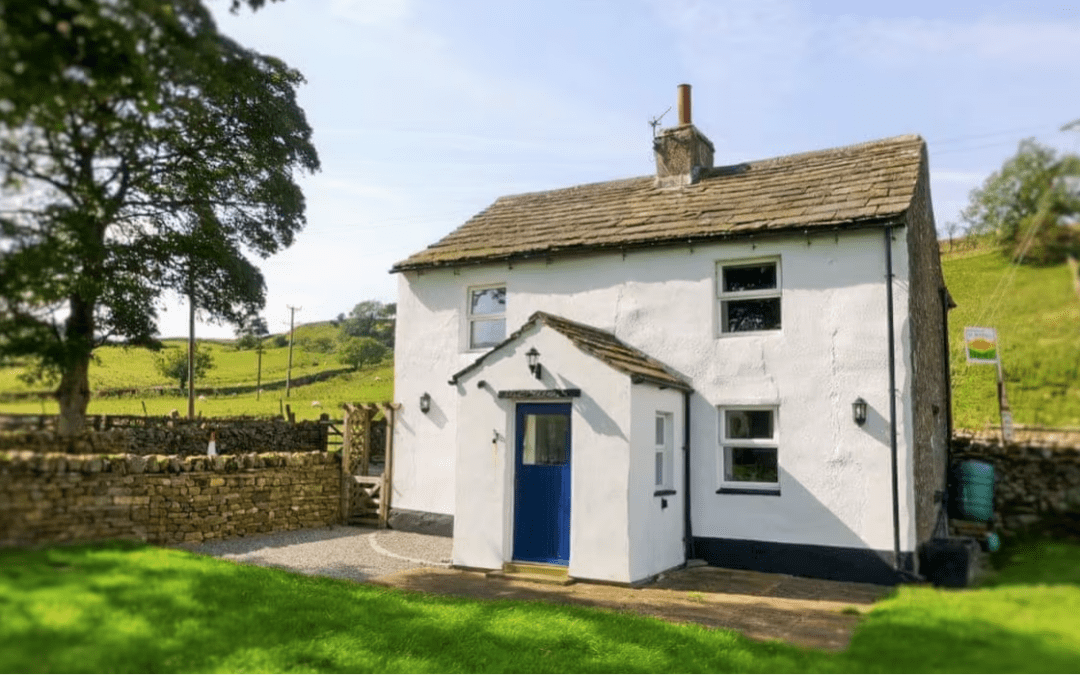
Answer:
[{"left": 649, "top": 107, "right": 671, "bottom": 138}]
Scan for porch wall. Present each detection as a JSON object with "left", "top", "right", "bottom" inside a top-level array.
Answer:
[
  {"left": 451, "top": 324, "right": 636, "bottom": 582},
  {"left": 627, "top": 385, "right": 686, "bottom": 583}
]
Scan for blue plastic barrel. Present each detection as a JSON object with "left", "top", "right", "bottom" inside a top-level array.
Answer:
[{"left": 952, "top": 460, "right": 995, "bottom": 523}]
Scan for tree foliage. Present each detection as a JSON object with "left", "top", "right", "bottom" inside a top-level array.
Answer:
[
  {"left": 234, "top": 314, "right": 269, "bottom": 351},
  {"left": 338, "top": 300, "right": 395, "bottom": 348},
  {"left": 960, "top": 139, "right": 1080, "bottom": 264},
  {"left": 0, "top": 0, "right": 319, "bottom": 433},
  {"left": 154, "top": 344, "right": 214, "bottom": 390},
  {"left": 338, "top": 336, "right": 388, "bottom": 371}
]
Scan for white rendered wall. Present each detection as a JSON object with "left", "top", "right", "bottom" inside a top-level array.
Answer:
[
  {"left": 627, "top": 385, "right": 686, "bottom": 582},
  {"left": 450, "top": 323, "right": 635, "bottom": 582},
  {"left": 394, "top": 227, "right": 916, "bottom": 554}
]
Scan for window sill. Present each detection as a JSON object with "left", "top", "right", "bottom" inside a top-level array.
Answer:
[
  {"left": 716, "top": 329, "right": 782, "bottom": 339},
  {"left": 716, "top": 487, "right": 781, "bottom": 497},
  {"left": 653, "top": 489, "right": 676, "bottom": 497}
]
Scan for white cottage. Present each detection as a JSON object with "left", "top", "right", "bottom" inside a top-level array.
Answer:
[{"left": 389, "top": 86, "right": 952, "bottom": 585}]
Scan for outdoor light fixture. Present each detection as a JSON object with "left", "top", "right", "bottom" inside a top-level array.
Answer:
[
  {"left": 852, "top": 397, "right": 868, "bottom": 426},
  {"left": 419, "top": 392, "right": 431, "bottom": 414},
  {"left": 526, "top": 347, "right": 541, "bottom": 380}
]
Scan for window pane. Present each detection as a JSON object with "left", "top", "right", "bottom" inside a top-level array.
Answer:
[
  {"left": 725, "top": 446, "right": 778, "bottom": 483},
  {"left": 470, "top": 318, "right": 505, "bottom": 348},
  {"left": 655, "top": 416, "right": 665, "bottom": 446},
  {"left": 724, "top": 298, "right": 781, "bottom": 332},
  {"left": 725, "top": 410, "right": 774, "bottom": 439},
  {"left": 523, "top": 413, "right": 569, "bottom": 466},
  {"left": 724, "top": 264, "right": 776, "bottom": 292},
  {"left": 656, "top": 451, "right": 664, "bottom": 486},
  {"left": 470, "top": 287, "right": 506, "bottom": 316}
]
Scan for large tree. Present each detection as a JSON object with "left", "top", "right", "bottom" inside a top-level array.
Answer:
[
  {"left": 0, "top": 0, "right": 319, "bottom": 434},
  {"left": 960, "top": 139, "right": 1080, "bottom": 263}
]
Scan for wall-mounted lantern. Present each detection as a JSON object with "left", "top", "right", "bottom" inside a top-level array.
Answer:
[
  {"left": 526, "top": 347, "right": 541, "bottom": 380},
  {"left": 852, "top": 397, "right": 868, "bottom": 426},
  {"left": 419, "top": 392, "right": 431, "bottom": 414}
]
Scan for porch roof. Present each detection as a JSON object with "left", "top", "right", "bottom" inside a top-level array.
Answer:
[{"left": 449, "top": 311, "right": 692, "bottom": 392}]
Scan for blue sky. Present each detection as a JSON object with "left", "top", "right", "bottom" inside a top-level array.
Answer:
[{"left": 166, "top": 0, "right": 1080, "bottom": 338}]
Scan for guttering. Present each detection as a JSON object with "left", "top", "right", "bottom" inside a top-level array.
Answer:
[
  {"left": 683, "top": 390, "right": 694, "bottom": 562},
  {"left": 884, "top": 226, "right": 902, "bottom": 572}
]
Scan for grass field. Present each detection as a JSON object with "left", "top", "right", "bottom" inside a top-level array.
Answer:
[
  {"left": 941, "top": 244, "right": 1080, "bottom": 429},
  {"left": 0, "top": 321, "right": 393, "bottom": 420},
  {"left": 0, "top": 537, "right": 1077, "bottom": 673}
]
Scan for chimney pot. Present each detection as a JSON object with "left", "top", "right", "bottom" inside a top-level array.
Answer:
[{"left": 677, "top": 83, "right": 692, "bottom": 125}]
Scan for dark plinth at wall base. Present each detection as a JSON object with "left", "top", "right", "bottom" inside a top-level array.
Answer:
[
  {"left": 388, "top": 509, "right": 454, "bottom": 537},
  {"left": 692, "top": 537, "right": 915, "bottom": 586}
]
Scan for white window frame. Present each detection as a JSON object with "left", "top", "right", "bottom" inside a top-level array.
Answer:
[
  {"left": 654, "top": 412, "right": 674, "bottom": 493},
  {"left": 465, "top": 283, "right": 506, "bottom": 351},
  {"left": 716, "top": 257, "right": 782, "bottom": 336},
  {"left": 717, "top": 405, "right": 780, "bottom": 493}
]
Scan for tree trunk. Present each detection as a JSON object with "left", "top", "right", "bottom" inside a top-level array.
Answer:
[
  {"left": 56, "top": 294, "right": 95, "bottom": 437},
  {"left": 57, "top": 352, "right": 91, "bottom": 436}
]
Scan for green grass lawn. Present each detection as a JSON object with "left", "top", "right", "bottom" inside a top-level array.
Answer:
[
  {"left": 1, "top": 538, "right": 1077, "bottom": 673},
  {"left": 942, "top": 245, "right": 1080, "bottom": 429}
]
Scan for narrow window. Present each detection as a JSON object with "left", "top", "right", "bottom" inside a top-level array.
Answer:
[
  {"left": 718, "top": 407, "right": 779, "bottom": 493},
  {"left": 717, "top": 259, "right": 781, "bottom": 333},
  {"left": 467, "top": 285, "right": 506, "bottom": 349},
  {"left": 655, "top": 412, "right": 674, "bottom": 492}
]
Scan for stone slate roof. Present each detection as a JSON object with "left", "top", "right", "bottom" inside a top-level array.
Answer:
[
  {"left": 393, "top": 134, "right": 926, "bottom": 272},
  {"left": 449, "top": 311, "right": 692, "bottom": 392}
]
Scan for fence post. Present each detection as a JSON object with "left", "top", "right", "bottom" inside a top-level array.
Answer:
[{"left": 340, "top": 405, "right": 353, "bottom": 525}]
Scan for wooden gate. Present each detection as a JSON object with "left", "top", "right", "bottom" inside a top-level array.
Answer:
[{"left": 340, "top": 402, "right": 397, "bottom": 527}]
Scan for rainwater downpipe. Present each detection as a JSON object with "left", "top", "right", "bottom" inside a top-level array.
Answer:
[
  {"left": 884, "top": 226, "right": 902, "bottom": 572},
  {"left": 683, "top": 390, "right": 694, "bottom": 562}
]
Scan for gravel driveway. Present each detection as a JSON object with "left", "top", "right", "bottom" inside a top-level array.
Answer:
[{"left": 180, "top": 525, "right": 452, "bottom": 583}]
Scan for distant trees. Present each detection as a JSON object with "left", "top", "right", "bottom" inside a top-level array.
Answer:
[
  {"left": 338, "top": 337, "right": 388, "bottom": 371},
  {"left": 338, "top": 301, "right": 395, "bottom": 349},
  {"left": 960, "top": 139, "right": 1080, "bottom": 264},
  {"left": 155, "top": 346, "right": 214, "bottom": 390},
  {"left": 234, "top": 315, "right": 269, "bottom": 351}
]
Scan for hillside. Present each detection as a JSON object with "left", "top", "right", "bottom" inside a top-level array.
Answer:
[
  {"left": 0, "top": 321, "right": 392, "bottom": 421},
  {"left": 942, "top": 243, "right": 1080, "bottom": 430}
]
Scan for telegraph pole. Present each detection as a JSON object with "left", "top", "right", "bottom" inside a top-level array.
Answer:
[{"left": 286, "top": 305, "right": 301, "bottom": 398}]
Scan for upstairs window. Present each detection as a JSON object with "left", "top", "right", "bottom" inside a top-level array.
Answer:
[
  {"left": 718, "top": 259, "right": 781, "bottom": 334},
  {"left": 468, "top": 285, "right": 506, "bottom": 350}
]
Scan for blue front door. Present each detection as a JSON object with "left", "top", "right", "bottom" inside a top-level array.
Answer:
[{"left": 513, "top": 403, "right": 571, "bottom": 565}]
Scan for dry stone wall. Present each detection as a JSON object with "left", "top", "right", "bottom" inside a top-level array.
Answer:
[
  {"left": 0, "top": 450, "right": 340, "bottom": 547},
  {"left": 950, "top": 431, "right": 1080, "bottom": 534},
  {"left": 0, "top": 418, "right": 328, "bottom": 456}
]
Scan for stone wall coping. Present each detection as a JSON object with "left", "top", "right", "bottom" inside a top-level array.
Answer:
[{"left": 0, "top": 449, "right": 339, "bottom": 475}]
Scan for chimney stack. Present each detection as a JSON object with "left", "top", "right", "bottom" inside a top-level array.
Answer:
[{"left": 654, "top": 84, "right": 714, "bottom": 187}]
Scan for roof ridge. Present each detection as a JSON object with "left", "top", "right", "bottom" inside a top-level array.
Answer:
[{"left": 492, "top": 134, "right": 925, "bottom": 203}]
